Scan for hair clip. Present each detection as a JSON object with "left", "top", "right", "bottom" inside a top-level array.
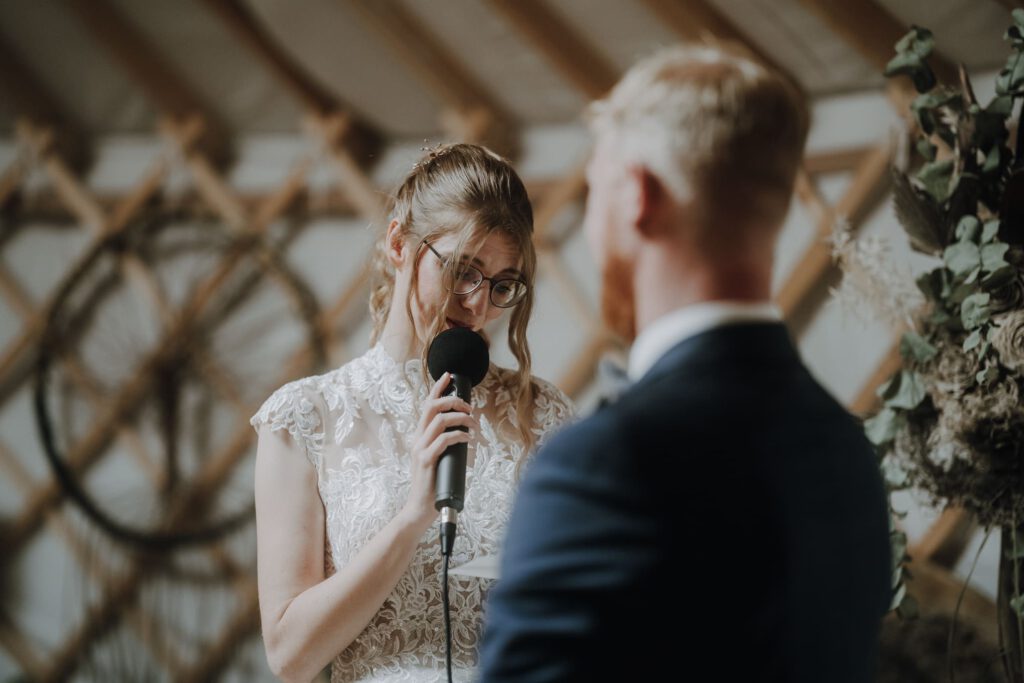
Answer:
[{"left": 413, "top": 141, "right": 452, "bottom": 171}]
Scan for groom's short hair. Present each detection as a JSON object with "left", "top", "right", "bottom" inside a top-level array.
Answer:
[{"left": 587, "top": 43, "right": 809, "bottom": 236}]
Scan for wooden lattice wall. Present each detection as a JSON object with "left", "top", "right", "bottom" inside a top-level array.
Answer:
[{"left": 0, "top": 0, "right": 1000, "bottom": 680}]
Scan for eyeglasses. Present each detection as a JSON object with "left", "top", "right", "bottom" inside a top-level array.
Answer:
[{"left": 422, "top": 240, "right": 528, "bottom": 308}]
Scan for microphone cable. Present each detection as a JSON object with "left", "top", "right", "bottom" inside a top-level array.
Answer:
[{"left": 442, "top": 546, "right": 453, "bottom": 683}]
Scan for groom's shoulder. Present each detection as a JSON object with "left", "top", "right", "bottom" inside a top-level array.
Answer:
[{"left": 527, "top": 402, "right": 638, "bottom": 480}]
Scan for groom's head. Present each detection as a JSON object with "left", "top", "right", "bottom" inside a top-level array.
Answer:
[{"left": 582, "top": 43, "right": 809, "bottom": 341}]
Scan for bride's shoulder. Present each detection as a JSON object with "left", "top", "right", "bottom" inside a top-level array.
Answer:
[{"left": 486, "top": 365, "right": 575, "bottom": 418}]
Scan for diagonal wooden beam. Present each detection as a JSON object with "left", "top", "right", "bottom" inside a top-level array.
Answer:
[
  {"left": 803, "top": 147, "right": 874, "bottom": 176},
  {"left": 533, "top": 163, "right": 588, "bottom": 246},
  {"left": 776, "top": 144, "right": 892, "bottom": 320},
  {"left": 0, "top": 160, "right": 25, "bottom": 209},
  {"left": 638, "top": 0, "right": 803, "bottom": 92},
  {"left": 64, "top": 0, "right": 230, "bottom": 164},
  {"left": 197, "top": 0, "right": 382, "bottom": 165},
  {"left": 349, "top": 0, "right": 518, "bottom": 155},
  {"left": 0, "top": 38, "right": 89, "bottom": 168},
  {"left": 848, "top": 341, "right": 901, "bottom": 417},
  {"left": 485, "top": 0, "right": 618, "bottom": 99},
  {"left": 796, "top": 0, "right": 960, "bottom": 89}
]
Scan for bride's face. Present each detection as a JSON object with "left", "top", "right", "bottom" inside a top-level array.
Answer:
[{"left": 410, "top": 230, "right": 522, "bottom": 343}]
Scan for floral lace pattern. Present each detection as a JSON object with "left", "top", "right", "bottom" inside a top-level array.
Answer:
[{"left": 251, "top": 344, "right": 574, "bottom": 682}]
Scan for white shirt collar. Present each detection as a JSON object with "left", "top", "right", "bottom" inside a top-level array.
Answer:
[{"left": 627, "top": 301, "right": 781, "bottom": 381}]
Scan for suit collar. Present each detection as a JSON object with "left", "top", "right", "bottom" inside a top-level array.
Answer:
[
  {"left": 628, "top": 302, "right": 780, "bottom": 381},
  {"left": 635, "top": 322, "right": 799, "bottom": 388}
]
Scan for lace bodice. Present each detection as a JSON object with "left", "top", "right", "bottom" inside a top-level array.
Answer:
[{"left": 251, "top": 344, "right": 574, "bottom": 682}]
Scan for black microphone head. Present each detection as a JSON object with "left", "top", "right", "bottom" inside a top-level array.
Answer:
[{"left": 427, "top": 328, "right": 489, "bottom": 386}]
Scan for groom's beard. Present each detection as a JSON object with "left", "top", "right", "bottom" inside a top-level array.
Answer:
[{"left": 600, "top": 253, "right": 637, "bottom": 344}]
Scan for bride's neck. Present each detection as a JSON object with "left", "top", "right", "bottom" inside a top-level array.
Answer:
[{"left": 379, "top": 307, "right": 420, "bottom": 362}]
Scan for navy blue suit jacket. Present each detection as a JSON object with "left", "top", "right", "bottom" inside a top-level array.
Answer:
[{"left": 478, "top": 323, "right": 892, "bottom": 682}]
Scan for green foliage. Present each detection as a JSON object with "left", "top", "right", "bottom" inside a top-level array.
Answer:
[{"left": 871, "top": 12, "right": 1024, "bottom": 618}]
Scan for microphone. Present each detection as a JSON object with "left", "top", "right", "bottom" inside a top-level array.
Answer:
[{"left": 427, "top": 327, "right": 489, "bottom": 556}]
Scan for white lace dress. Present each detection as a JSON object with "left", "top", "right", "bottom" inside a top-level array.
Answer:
[{"left": 250, "top": 343, "right": 575, "bottom": 682}]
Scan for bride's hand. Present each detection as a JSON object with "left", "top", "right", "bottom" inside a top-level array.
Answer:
[{"left": 400, "top": 372, "right": 478, "bottom": 532}]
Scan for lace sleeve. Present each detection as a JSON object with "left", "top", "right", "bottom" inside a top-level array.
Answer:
[
  {"left": 530, "top": 378, "right": 576, "bottom": 450},
  {"left": 250, "top": 378, "right": 325, "bottom": 469}
]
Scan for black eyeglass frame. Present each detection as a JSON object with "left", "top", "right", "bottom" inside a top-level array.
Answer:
[{"left": 421, "top": 240, "right": 529, "bottom": 309}]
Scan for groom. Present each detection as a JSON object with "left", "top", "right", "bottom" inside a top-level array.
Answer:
[{"left": 479, "top": 44, "right": 892, "bottom": 681}]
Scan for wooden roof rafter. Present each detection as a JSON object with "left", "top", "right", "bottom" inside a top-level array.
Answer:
[
  {"left": 0, "top": 36, "right": 89, "bottom": 169},
  {"left": 64, "top": 0, "right": 231, "bottom": 165},
  {"left": 796, "top": 0, "right": 961, "bottom": 111},
  {"left": 485, "top": 0, "right": 619, "bottom": 99},
  {"left": 198, "top": 0, "right": 383, "bottom": 166},
  {"left": 348, "top": 0, "right": 520, "bottom": 156},
  {"left": 637, "top": 0, "right": 803, "bottom": 92}
]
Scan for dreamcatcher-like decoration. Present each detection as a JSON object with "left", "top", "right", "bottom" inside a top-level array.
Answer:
[{"left": 30, "top": 205, "right": 327, "bottom": 677}]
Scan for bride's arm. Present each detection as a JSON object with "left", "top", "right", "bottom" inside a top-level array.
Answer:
[{"left": 255, "top": 374, "right": 477, "bottom": 683}]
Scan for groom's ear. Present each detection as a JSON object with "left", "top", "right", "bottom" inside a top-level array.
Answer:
[{"left": 630, "top": 165, "right": 668, "bottom": 239}]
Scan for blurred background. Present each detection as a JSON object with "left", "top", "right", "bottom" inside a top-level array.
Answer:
[{"left": 0, "top": 1, "right": 1018, "bottom": 680}]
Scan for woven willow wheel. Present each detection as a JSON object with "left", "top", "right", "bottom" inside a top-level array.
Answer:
[{"left": 34, "top": 209, "right": 326, "bottom": 557}]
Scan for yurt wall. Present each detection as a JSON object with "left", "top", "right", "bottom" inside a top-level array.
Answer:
[{"left": 0, "top": 1, "right": 1017, "bottom": 680}]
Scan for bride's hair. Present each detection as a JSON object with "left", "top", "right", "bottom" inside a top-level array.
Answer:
[{"left": 369, "top": 143, "right": 542, "bottom": 455}]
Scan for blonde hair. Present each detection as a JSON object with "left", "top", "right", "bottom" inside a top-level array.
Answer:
[
  {"left": 368, "top": 143, "right": 541, "bottom": 455},
  {"left": 588, "top": 43, "right": 809, "bottom": 244}
]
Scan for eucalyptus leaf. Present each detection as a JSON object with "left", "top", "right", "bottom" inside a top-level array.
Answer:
[
  {"left": 955, "top": 215, "right": 981, "bottom": 242},
  {"left": 886, "top": 371, "right": 927, "bottom": 410},
  {"left": 997, "top": 51, "right": 1024, "bottom": 95},
  {"left": 981, "top": 242, "right": 1010, "bottom": 273},
  {"left": 886, "top": 53, "right": 936, "bottom": 93},
  {"left": 943, "top": 241, "right": 981, "bottom": 276},
  {"left": 916, "top": 137, "right": 937, "bottom": 161},
  {"left": 982, "top": 220, "right": 1001, "bottom": 243},
  {"left": 976, "top": 364, "right": 999, "bottom": 385},
  {"left": 961, "top": 292, "right": 991, "bottom": 329},
  {"left": 982, "top": 145, "right": 1002, "bottom": 174},
  {"left": 882, "top": 457, "right": 910, "bottom": 488},
  {"left": 896, "top": 26, "right": 935, "bottom": 57},
  {"left": 877, "top": 374, "right": 899, "bottom": 400},
  {"left": 893, "top": 171, "right": 946, "bottom": 255},
  {"left": 916, "top": 269, "right": 944, "bottom": 300},
  {"left": 900, "top": 330, "right": 938, "bottom": 361},
  {"left": 865, "top": 408, "right": 902, "bottom": 445},
  {"left": 963, "top": 329, "right": 982, "bottom": 351},
  {"left": 917, "top": 158, "right": 955, "bottom": 203},
  {"left": 982, "top": 265, "right": 1016, "bottom": 290},
  {"left": 987, "top": 95, "right": 1015, "bottom": 116},
  {"left": 949, "top": 282, "right": 976, "bottom": 306},
  {"left": 891, "top": 581, "right": 907, "bottom": 608},
  {"left": 929, "top": 308, "right": 953, "bottom": 326},
  {"left": 890, "top": 528, "right": 909, "bottom": 561},
  {"left": 888, "top": 28, "right": 937, "bottom": 92},
  {"left": 1011, "top": 595, "right": 1024, "bottom": 618},
  {"left": 1013, "top": 7, "right": 1024, "bottom": 28},
  {"left": 974, "top": 110, "right": 1010, "bottom": 150},
  {"left": 1008, "top": 11, "right": 1024, "bottom": 49}
]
